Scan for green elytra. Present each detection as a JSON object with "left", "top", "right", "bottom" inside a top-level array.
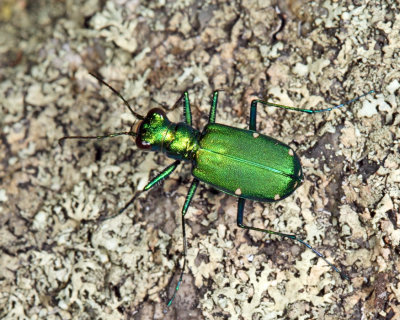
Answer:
[{"left": 59, "top": 73, "right": 374, "bottom": 306}]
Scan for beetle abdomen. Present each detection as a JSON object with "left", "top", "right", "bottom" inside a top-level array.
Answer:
[{"left": 192, "top": 124, "right": 303, "bottom": 202}]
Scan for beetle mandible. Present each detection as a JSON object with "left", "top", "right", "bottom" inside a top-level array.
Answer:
[{"left": 59, "top": 73, "right": 374, "bottom": 305}]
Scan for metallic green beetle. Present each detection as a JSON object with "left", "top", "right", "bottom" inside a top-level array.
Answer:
[{"left": 60, "top": 73, "right": 373, "bottom": 305}]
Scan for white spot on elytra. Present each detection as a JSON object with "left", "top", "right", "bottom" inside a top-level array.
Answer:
[
  {"left": 253, "top": 132, "right": 259, "bottom": 138},
  {"left": 274, "top": 194, "right": 280, "bottom": 200},
  {"left": 235, "top": 188, "right": 242, "bottom": 195},
  {"left": 288, "top": 149, "right": 294, "bottom": 156}
]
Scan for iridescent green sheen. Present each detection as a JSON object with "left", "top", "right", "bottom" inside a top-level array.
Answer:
[
  {"left": 139, "top": 111, "right": 302, "bottom": 202},
  {"left": 138, "top": 110, "right": 170, "bottom": 149},
  {"left": 143, "top": 160, "right": 180, "bottom": 190},
  {"left": 192, "top": 124, "right": 303, "bottom": 202},
  {"left": 139, "top": 110, "right": 201, "bottom": 160}
]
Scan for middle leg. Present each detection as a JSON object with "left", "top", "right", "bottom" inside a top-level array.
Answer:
[
  {"left": 169, "top": 91, "right": 192, "bottom": 125},
  {"left": 167, "top": 178, "right": 200, "bottom": 306}
]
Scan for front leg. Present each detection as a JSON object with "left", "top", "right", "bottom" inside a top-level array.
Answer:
[
  {"left": 169, "top": 91, "right": 192, "bottom": 125},
  {"left": 208, "top": 91, "right": 220, "bottom": 124}
]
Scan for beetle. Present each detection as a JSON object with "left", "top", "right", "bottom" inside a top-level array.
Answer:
[{"left": 59, "top": 73, "right": 373, "bottom": 305}]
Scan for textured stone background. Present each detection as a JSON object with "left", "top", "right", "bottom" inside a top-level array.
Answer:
[{"left": 0, "top": 0, "right": 399, "bottom": 319}]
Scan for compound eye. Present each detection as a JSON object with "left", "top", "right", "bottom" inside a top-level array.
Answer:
[{"left": 135, "top": 120, "right": 152, "bottom": 149}]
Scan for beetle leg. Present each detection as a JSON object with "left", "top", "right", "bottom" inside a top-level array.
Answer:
[
  {"left": 166, "top": 91, "right": 193, "bottom": 126},
  {"left": 250, "top": 90, "right": 374, "bottom": 115},
  {"left": 101, "top": 160, "right": 182, "bottom": 221},
  {"left": 249, "top": 103, "right": 257, "bottom": 131},
  {"left": 208, "top": 91, "right": 219, "bottom": 124},
  {"left": 236, "top": 198, "right": 349, "bottom": 280},
  {"left": 182, "top": 91, "right": 192, "bottom": 126},
  {"left": 167, "top": 178, "right": 199, "bottom": 307},
  {"left": 143, "top": 160, "right": 181, "bottom": 191}
]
